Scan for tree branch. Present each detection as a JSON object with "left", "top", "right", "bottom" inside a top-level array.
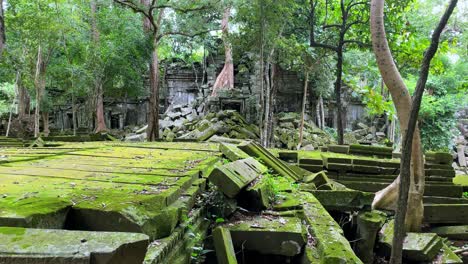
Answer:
[
  {"left": 343, "top": 39, "right": 370, "bottom": 47},
  {"left": 156, "top": 29, "right": 213, "bottom": 42}
]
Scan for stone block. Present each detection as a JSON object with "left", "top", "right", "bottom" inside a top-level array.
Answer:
[
  {"left": 321, "top": 154, "right": 352, "bottom": 167},
  {"left": 299, "top": 164, "right": 324, "bottom": 173},
  {"left": 424, "top": 204, "right": 468, "bottom": 224},
  {"left": 308, "top": 190, "right": 374, "bottom": 211},
  {"left": 379, "top": 220, "right": 443, "bottom": 262},
  {"left": 327, "top": 145, "right": 350, "bottom": 154},
  {"left": 437, "top": 243, "right": 463, "bottom": 264},
  {"left": 219, "top": 142, "right": 250, "bottom": 162},
  {"left": 301, "top": 192, "right": 363, "bottom": 263},
  {"left": 278, "top": 151, "right": 298, "bottom": 163},
  {"left": 426, "top": 152, "right": 453, "bottom": 165},
  {"left": 299, "top": 158, "right": 323, "bottom": 165},
  {"left": 337, "top": 181, "right": 463, "bottom": 198},
  {"left": 302, "top": 171, "right": 329, "bottom": 187},
  {"left": 425, "top": 168, "right": 456, "bottom": 178},
  {"left": 430, "top": 225, "right": 468, "bottom": 240},
  {"left": 213, "top": 227, "right": 238, "bottom": 264},
  {"left": 240, "top": 176, "right": 273, "bottom": 211},
  {"left": 208, "top": 157, "right": 267, "bottom": 198},
  {"left": 326, "top": 163, "right": 353, "bottom": 172},
  {"left": 349, "top": 144, "right": 393, "bottom": 158},
  {"left": 238, "top": 141, "right": 301, "bottom": 181},
  {"left": 228, "top": 216, "right": 305, "bottom": 257},
  {"left": 0, "top": 227, "right": 149, "bottom": 264},
  {"left": 355, "top": 211, "right": 387, "bottom": 263}
]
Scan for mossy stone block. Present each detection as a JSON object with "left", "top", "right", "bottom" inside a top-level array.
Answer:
[
  {"left": 0, "top": 227, "right": 149, "bottom": 264},
  {"left": 238, "top": 141, "right": 301, "bottom": 181},
  {"left": 299, "top": 164, "right": 324, "bottom": 173},
  {"left": 308, "top": 190, "right": 374, "bottom": 211},
  {"left": 425, "top": 168, "right": 456, "bottom": 178},
  {"left": 241, "top": 176, "right": 273, "bottom": 211},
  {"left": 228, "top": 216, "right": 305, "bottom": 257},
  {"left": 426, "top": 152, "right": 453, "bottom": 165},
  {"left": 355, "top": 211, "right": 387, "bottom": 263},
  {"left": 424, "top": 204, "right": 468, "bottom": 224},
  {"left": 301, "top": 192, "right": 363, "bottom": 264},
  {"left": 213, "top": 227, "right": 238, "bottom": 264},
  {"left": 302, "top": 171, "right": 329, "bottom": 187},
  {"left": 327, "top": 145, "right": 350, "bottom": 154},
  {"left": 430, "top": 225, "right": 468, "bottom": 240},
  {"left": 219, "top": 142, "right": 250, "bottom": 162},
  {"left": 437, "top": 243, "right": 463, "bottom": 263},
  {"left": 380, "top": 220, "right": 443, "bottom": 262},
  {"left": 208, "top": 157, "right": 267, "bottom": 198},
  {"left": 278, "top": 151, "right": 299, "bottom": 163},
  {"left": 299, "top": 158, "right": 323, "bottom": 165}
]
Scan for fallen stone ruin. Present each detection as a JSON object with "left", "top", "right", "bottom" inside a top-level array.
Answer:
[{"left": 0, "top": 138, "right": 466, "bottom": 263}]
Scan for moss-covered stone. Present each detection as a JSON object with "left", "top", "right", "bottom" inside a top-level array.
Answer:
[
  {"left": 300, "top": 192, "right": 363, "bottom": 263},
  {"left": 426, "top": 151, "right": 453, "bottom": 165},
  {"left": 219, "top": 142, "right": 249, "bottom": 161},
  {"left": 355, "top": 211, "right": 387, "bottom": 263},
  {"left": 327, "top": 145, "right": 350, "bottom": 154},
  {"left": 239, "top": 141, "right": 301, "bottom": 181},
  {"left": 308, "top": 189, "right": 374, "bottom": 211},
  {"left": 0, "top": 142, "right": 220, "bottom": 240},
  {"left": 0, "top": 227, "right": 149, "bottom": 264},
  {"left": 208, "top": 157, "right": 267, "bottom": 198},
  {"left": 379, "top": 220, "right": 443, "bottom": 262},
  {"left": 228, "top": 215, "right": 305, "bottom": 257},
  {"left": 424, "top": 204, "right": 468, "bottom": 224},
  {"left": 430, "top": 225, "right": 468, "bottom": 240},
  {"left": 213, "top": 227, "right": 238, "bottom": 264}
]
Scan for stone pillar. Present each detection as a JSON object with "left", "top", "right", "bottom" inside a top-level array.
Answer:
[{"left": 354, "top": 211, "right": 386, "bottom": 263}]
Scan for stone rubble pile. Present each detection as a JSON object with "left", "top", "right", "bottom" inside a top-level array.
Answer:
[
  {"left": 345, "top": 122, "right": 388, "bottom": 145},
  {"left": 176, "top": 110, "right": 260, "bottom": 142},
  {"left": 274, "top": 112, "right": 335, "bottom": 150}
]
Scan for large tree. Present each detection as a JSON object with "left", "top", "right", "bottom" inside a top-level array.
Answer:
[
  {"left": 114, "top": 0, "right": 216, "bottom": 141},
  {"left": 211, "top": 6, "right": 234, "bottom": 96},
  {"left": 309, "top": 0, "right": 370, "bottom": 145},
  {"left": 370, "top": 2, "right": 457, "bottom": 263},
  {"left": 0, "top": 0, "right": 5, "bottom": 57}
]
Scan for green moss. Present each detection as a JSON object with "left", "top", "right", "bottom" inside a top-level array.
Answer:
[
  {"left": 0, "top": 142, "right": 220, "bottom": 238},
  {"left": 0, "top": 227, "right": 26, "bottom": 236},
  {"left": 454, "top": 175, "right": 468, "bottom": 186}
]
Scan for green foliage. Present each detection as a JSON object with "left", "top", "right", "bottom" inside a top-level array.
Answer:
[
  {"left": 419, "top": 94, "right": 464, "bottom": 151},
  {"left": 0, "top": 83, "right": 16, "bottom": 116}
]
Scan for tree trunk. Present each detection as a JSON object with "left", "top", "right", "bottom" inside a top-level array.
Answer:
[
  {"left": 335, "top": 48, "right": 344, "bottom": 144},
  {"left": 0, "top": 0, "right": 5, "bottom": 57},
  {"left": 211, "top": 7, "right": 234, "bottom": 96},
  {"left": 34, "top": 46, "right": 47, "bottom": 138},
  {"left": 5, "top": 78, "right": 17, "bottom": 137},
  {"left": 91, "top": 0, "right": 107, "bottom": 133},
  {"left": 320, "top": 95, "right": 325, "bottom": 129},
  {"left": 267, "top": 63, "right": 278, "bottom": 145},
  {"left": 17, "top": 82, "right": 30, "bottom": 118},
  {"left": 298, "top": 72, "right": 309, "bottom": 149},
  {"left": 262, "top": 61, "right": 271, "bottom": 147},
  {"left": 316, "top": 99, "right": 321, "bottom": 130},
  {"left": 42, "top": 112, "right": 49, "bottom": 137},
  {"left": 371, "top": 0, "right": 458, "bottom": 262},
  {"left": 146, "top": 37, "right": 160, "bottom": 141},
  {"left": 370, "top": 0, "right": 425, "bottom": 232},
  {"left": 94, "top": 82, "right": 107, "bottom": 132}
]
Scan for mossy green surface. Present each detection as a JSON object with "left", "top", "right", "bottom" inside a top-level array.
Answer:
[
  {"left": 300, "top": 191, "right": 363, "bottom": 264},
  {"left": 453, "top": 175, "right": 468, "bottom": 186},
  {"left": 0, "top": 142, "right": 220, "bottom": 239},
  {"left": 0, "top": 227, "right": 149, "bottom": 263}
]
